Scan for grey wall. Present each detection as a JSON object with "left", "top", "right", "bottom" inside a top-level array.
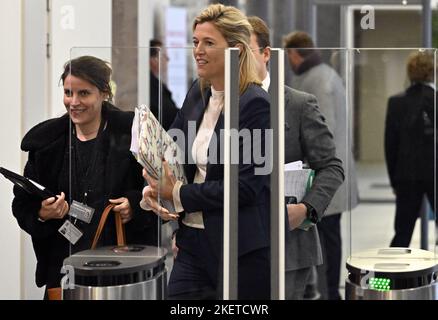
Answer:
[
  {"left": 245, "top": 0, "right": 270, "bottom": 27},
  {"left": 112, "top": 0, "right": 138, "bottom": 111},
  {"left": 355, "top": 10, "right": 422, "bottom": 162}
]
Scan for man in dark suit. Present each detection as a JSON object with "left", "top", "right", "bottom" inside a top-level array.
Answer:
[
  {"left": 149, "top": 39, "right": 179, "bottom": 130},
  {"left": 248, "top": 16, "right": 344, "bottom": 299},
  {"left": 385, "top": 51, "right": 436, "bottom": 247}
]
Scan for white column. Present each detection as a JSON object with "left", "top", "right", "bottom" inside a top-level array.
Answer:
[
  {"left": 0, "top": 0, "right": 23, "bottom": 300},
  {"left": 21, "top": 0, "right": 48, "bottom": 300},
  {"left": 138, "top": 0, "right": 154, "bottom": 107}
]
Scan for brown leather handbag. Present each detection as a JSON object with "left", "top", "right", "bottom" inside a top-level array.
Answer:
[
  {"left": 91, "top": 203, "right": 126, "bottom": 249},
  {"left": 47, "top": 203, "right": 126, "bottom": 300}
]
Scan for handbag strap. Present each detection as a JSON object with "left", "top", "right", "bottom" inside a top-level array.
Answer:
[{"left": 91, "top": 203, "right": 126, "bottom": 249}]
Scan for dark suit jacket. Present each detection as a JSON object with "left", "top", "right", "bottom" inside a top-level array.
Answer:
[
  {"left": 170, "top": 81, "right": 271, "bottom": 259},
  {"left": 384, "top": 83, "right": 435, "bottom": 189},
  {"left": 282, "top": 86, "right": 344, "bottom": 271},
  {"left": 150, "top": 72, "right": 179, "bottom": 131},
  {"left": 12, "top": 103, "right": 157, "bottom": 287}
]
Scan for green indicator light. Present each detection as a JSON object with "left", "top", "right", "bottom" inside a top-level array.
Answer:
[{"left": 369, "top": 277, "right": 391, "bottom": 291}]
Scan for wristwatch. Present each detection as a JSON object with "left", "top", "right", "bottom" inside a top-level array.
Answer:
[{"left": 302, "top": 202, "right": 319, "bottom": 224}]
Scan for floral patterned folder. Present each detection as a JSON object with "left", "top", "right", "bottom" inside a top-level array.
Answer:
[{"left": 131, "top": 105, "right": 187, "bottom": 211}]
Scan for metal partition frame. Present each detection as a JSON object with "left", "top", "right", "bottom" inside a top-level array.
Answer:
[
  {"left": 223, "top": 48, "right": 239, "bottom": 300},
  {"left": 222, "top": 48, "right": 286, "bottom": 300},
  {"left": 270, "top": 49, "right": 286, "bottom": 300}
]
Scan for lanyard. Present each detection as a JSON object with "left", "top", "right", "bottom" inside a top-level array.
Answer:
[{"left": 72, "top": 118, "right": 106, "bottom": 205}]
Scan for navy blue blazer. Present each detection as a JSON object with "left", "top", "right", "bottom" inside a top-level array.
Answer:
[{"left": 169, "top": 81, "right": 271, "bottom": 259}]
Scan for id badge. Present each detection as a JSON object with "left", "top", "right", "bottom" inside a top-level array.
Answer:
[
  {"left": 68, "top": 200, "right": 95, "bottom": 224},
  {"left": 58, "top": 220, "right": 83, "bottom": 245}
]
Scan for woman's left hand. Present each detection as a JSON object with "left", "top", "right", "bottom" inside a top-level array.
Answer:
[
  {"left": 109, "top": 197, "right": 133, "bottom": 224},
  {"left": 142, "top": 160, "right": 176, "bottom": 201},
  {"left": 286, "top": 203, "right": 307, "bottom": 230}
]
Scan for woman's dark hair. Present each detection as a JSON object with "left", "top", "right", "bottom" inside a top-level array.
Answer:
[{"left": 60, "top": 55, "right": 113, "bottom": 100}]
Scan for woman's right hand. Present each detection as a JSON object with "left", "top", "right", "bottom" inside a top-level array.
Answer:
[{"left": 38, "top": 192, "right": 69, "bottom": 221}]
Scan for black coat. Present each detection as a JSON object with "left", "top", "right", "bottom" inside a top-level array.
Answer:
[
  {"left": 12, "top": 102, "right": 157, "bottom": 287},
  {"left": 384, "top": 83, "right": 436, "bottom": 188}
]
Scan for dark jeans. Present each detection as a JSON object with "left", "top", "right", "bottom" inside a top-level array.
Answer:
[
  {"left": 317, "top": 213, "right": 342, "bottom": 300},
  {"left": 390, "top": 182, "right": 435, "bottom": 248},
  {"left": 168, "top": 225, "right": 270, "bottom": 300}
]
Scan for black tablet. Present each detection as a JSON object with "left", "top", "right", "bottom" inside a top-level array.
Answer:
[{"left": 0, "top": 167, "right": 56, "bottom": 200}]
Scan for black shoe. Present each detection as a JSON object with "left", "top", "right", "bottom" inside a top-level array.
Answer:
[{"left": 303, "top": 284, "right": 321, "bottom": 300}]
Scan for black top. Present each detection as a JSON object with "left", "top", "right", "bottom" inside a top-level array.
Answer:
[
  {"left": 149, "top": 72, "right": 179, "bottom": 131},
  {"left": 71, "top": 133, "right": 114, "bottom": 252}
]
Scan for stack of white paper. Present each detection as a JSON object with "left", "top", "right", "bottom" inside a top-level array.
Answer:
[
  {"left": 284, "top": 161, "right": 314, "bottom": 231},
  {"left": 284, "top": 161, "right": 312, "bottom": 202}
]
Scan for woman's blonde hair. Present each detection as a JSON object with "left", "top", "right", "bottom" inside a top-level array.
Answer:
[{"left": 193, "top": 3, "right": 261, "bottom": 94}]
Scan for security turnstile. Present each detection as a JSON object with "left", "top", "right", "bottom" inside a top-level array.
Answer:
[
  {"left": 62, "top": 245, "right": 167, "bottom": 300},
  {"left": 346, "top": 247, "right": 438, "bottom": 300}
]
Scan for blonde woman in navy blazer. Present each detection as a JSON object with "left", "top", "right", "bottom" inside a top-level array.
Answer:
[{"left": 142, "top": 4, "right": 271, "bottom": 299}]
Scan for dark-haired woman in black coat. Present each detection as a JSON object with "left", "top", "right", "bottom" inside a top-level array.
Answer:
[{"left": 12, "top": 56, "right": 157, "bottom": 297}]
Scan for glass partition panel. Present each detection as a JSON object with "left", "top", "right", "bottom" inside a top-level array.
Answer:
[
  {"left": 349, "top": 48, "right": 436, "bottom": 249},
  {"left": 160, "top": 47, "right": 226, "bottom": 300},
  {"left": 62, "top": 47, "right": 164, "bottom": 300},
  {"left": 163, "top": 46, "right": 273, "bottom": 300},
  {"left": 345, "top": 48, "right": 437, "bottom": 299},
  {"left": 281, "top": 47, "right": 350, "bottom": 300},
  {"left": 280, "top": 47, "right": 437, "bottom": 300},
  {"left": 63, "top": 46, "right": 272, "bottom": 301}
]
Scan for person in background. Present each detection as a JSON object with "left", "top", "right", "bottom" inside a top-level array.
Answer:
[
  {"left": 248, "top": 16, "right": 344, "bottom": 300},
  {"left": 283, "top": 31, "right": 359, "bottom": 300},
  {"left": 11, "top": 56, "right": 157, "bottom": 299},
  {"left": 149, "top": 39, "right": 179, "bottom": 131},
  {"left": 385, "top": 51, "right": 436, "bottom": 248},
  {"left": 142, "top": 4, "right": 271, "bottom": 299}
]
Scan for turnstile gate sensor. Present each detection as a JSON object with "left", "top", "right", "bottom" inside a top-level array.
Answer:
[{"left": 346, "top": 247, "right": 438, "bottom": 300}]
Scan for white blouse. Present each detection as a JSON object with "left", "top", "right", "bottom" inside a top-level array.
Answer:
[{"left": 173, "top": 87, "right": 224, "bottom": 229}]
